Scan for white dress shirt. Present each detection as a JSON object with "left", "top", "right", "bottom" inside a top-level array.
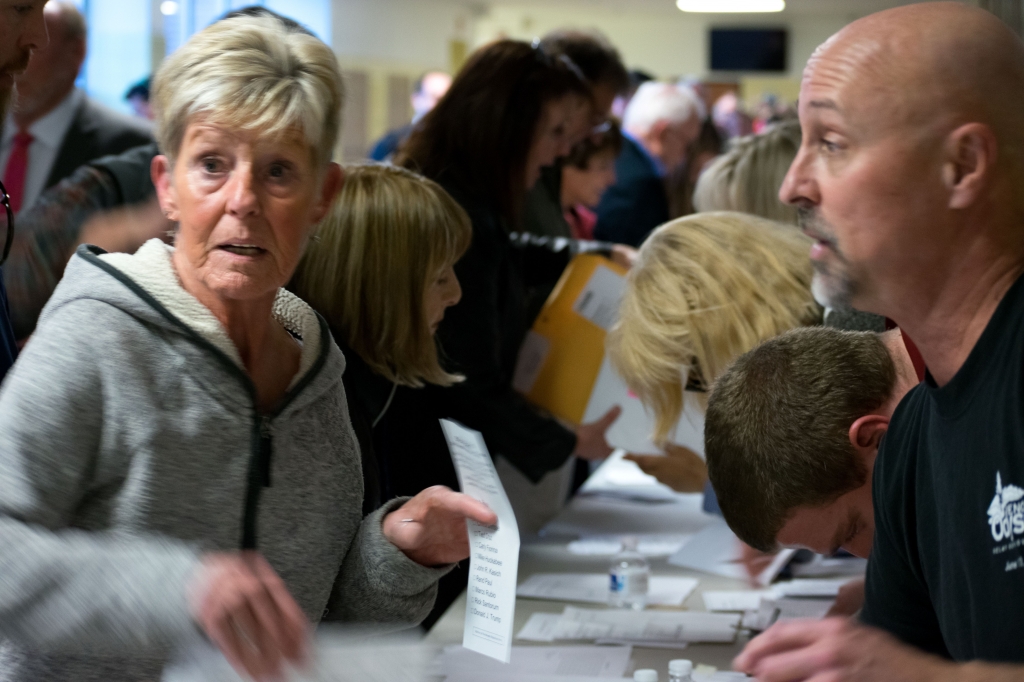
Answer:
[{"left": 0, "top": 88, "right": 84, "bottom": 214}]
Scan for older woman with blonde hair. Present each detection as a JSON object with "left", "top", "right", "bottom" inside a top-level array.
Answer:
[
  {"left": 692, "top": 119, "right": 802, "bottom": 224},
  {"left": 610, "top": 211, "right": 821, "bottom": 492},
  {"left": 0, "top": 15, "right": 493, "bottom": 682}
]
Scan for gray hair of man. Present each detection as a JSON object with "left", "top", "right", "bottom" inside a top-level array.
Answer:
[{"left": 622, "top": 81, "right": 702, "bottom": 137}]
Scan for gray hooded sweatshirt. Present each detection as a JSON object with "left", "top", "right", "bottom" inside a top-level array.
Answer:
[{"left": 0, "top": 240, "right": 448, "bottom": 681}]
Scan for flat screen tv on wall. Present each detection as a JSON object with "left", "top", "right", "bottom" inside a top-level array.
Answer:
[{"left": 710, "top": 28, "right": 787, "bottom": 71}]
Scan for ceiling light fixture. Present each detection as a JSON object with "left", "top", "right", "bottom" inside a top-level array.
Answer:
[
  {"left": 676, "top": 0, "right": 785, "bottom": 12},
  {"left": 160, "top": 0, "right": 179, "bottom": 16}
]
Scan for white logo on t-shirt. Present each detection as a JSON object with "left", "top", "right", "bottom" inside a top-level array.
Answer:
[{"left": 988, "top": 472, "right": 1024, "bottom": 542}]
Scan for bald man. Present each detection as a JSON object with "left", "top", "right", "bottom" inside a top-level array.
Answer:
[{"left": 734, "top": 3, "right": 1024, "bottom": 681}]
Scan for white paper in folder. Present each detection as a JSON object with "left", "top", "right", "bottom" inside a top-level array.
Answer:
[
  {"left": 441, "top": 420, "right": 520, "bottom": 663},
  {"left": 582, "top": 356, "right": 706, "bottom": 456}
]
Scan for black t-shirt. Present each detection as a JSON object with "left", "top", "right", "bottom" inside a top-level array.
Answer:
[{"left": 862, "top": 271, "right": 1024, "bottom": 662}]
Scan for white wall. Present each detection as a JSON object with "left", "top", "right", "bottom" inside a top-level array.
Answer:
[{"left": 473, "top": 5, "right": 850, "bottom": 81}]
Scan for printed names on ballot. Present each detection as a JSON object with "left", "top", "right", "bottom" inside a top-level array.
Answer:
[{"left": 441, "top": 420, "right": 521, "bottom": 663}]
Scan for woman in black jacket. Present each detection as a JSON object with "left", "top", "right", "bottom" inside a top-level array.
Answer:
[
  {"left": 398, "top": 40, "right": 627, "bottom": 484},
  {"left": 290, "top": 163, "right": 472, "bottom": 627}
]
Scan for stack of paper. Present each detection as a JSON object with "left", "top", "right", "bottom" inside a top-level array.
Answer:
[
  {"left": 517, "top": 573, "right": 699, "bottom": 607},
  {"left": 773, "top": 578, "right": 855, "bottom": 598},
  {"left": 702, "top": 590, "right": 776, "bottom": 613},
  {"left": 566, "top": 534, "right": 694, "bottom": 557},
  {"left": 743, "top": 596, "right": 835, "bottom": 631},
  {"left": 431, "top": 645, "right": 631, "bottom": 679},
  {"left": 668, "top": 520, "right": 795, "bottom": 586},
  {"left": 517, "top": 607, "right": 740, "bottom": 647}
]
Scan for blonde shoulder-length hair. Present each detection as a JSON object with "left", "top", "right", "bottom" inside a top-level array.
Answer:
[
  {"left": 692, "top": 119, "right": 802, "bottom": 225},
  {"left": 609, "top": 211, "right": 821, "bottom": 443},
  {"left": 291, "top": 164, "right": 472, "bottom": 387}
]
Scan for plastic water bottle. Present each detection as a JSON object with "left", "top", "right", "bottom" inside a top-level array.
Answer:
[
  {"left": 609, "top": 536, "right": 650, "bottom": 609},
  {"left": 633, "top": 670, "right": 659, "bottom": 682},
  {"left": 668, "top": 659, "right": 694, "bottom": 682}
]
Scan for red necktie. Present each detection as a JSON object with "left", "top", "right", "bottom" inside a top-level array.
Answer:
[{"left": 3, "top": 130, "right": 33, "bottom": 213}]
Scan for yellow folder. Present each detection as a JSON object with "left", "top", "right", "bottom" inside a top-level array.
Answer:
[{"left": 513, "top": 253, "right": 627, "bottom": 425}]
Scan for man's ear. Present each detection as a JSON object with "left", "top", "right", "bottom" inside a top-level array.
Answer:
[
  {"left": 848, "top": 414, "right": 889, "bottom": 458},
  {"left": 646, "top": 120, "right": 669, "bottom": 155},
  {"left": 311, "top": 162, "right": 344, "bottom": 224},
  {"left": 942, "top": 122, "right": 998, "bottom": 210},
  {"left": 151, "top": 155, "right": 179, "bottom": 222}
]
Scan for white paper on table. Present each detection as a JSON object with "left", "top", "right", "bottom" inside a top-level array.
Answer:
[
  {"left": 577, "top": 450, "right": 679, "bottom": 503},
  {"left": 790, "top": 554, "right": 868, "bottom": 578},
  {"left": 517, "top": 573, "right": 699, "bottom": 607},
  {"left": 668, "top": 519, "right": 795, "bottom": 586},
  {"left": 517, "top": 612, "right": 563, "bottom": 642},
  {"left": 773, "top": 578, "right": 856, "bottom": 598},
  {"left": 441, "top": 420, "right": 520, "bottom": 663},
  {"left": 432, "top": 644, "right": 631, "bottom": 679},
  {"left": 567, "top": 534, "right": 693, "bottom": 557},
  {"left": 555, "top": 606, "right": 740, "bottom": 644},
  {"left": 446, "top": 671, "right": 622, "bottom": 675},
  {"left": 702, "top": 590, "right": 777, "bottom": 612},
  {"left": 573, "top": 265, "right": 625, "bottom": 331},
  {"left": 748, "top": 597, "right": 835, "bottom": 630}
]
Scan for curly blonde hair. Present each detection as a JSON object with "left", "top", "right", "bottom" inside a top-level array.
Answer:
[{"left": 609, "top": 211, "right": 821, "bottom": 443}]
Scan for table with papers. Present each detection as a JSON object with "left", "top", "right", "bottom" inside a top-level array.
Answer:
[
  {"left": 426, "top": 451, "right": 863, "bottom": 680},
  {"left": 426, "top": 455, "right": 758, "bottom": 676}
]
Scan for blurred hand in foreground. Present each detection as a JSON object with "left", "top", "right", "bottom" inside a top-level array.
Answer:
[
  {"left": 188, "top": 552, "right": 309, "bottom": 682},
  {"left": 574, "top": 405, "right": 621, "bottom": 461},
  {"left": 611, "top": 244, "right": 639, "bottom": 269},
  {"left": 734, "top": 617, "right": 955, "bottom": 682},
  {"left": 383, "top": 485, "right": 497, "bottom": 567},
  {"left": 624, "top": 443, "right": 707, "bottom": 492}
]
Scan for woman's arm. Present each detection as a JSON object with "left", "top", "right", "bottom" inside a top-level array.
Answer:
[{"left": 0, "top": 299, "right": 200, "bottom": 654}]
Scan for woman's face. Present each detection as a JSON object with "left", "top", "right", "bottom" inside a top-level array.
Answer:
[
  {"left": 424, "top": 264, "right": 462, "bottom": 334},
  {"left": 154, "top": 121, "right": 341, "bottom": 305},
  {"left": 561, "top": 150, "right": 618, "bottom": 209},
  {"left": 524, "top": 95, "right": 582, "bottom": 189}
]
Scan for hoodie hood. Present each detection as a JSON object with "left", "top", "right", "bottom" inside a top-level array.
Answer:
[{"left": 41, "top": 240, "right": 341, "bottom": 409}]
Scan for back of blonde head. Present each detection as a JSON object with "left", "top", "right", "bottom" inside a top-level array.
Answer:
[
  {"left": 610, "top": 211, "right": 821, "bottom": 442},
  {"left": 291, "top": 164, "right": 471, "bottom": 388},
  {"left": 152, "top": 14, "right": 343, "bottom": 167},
  {"left": 692, "top": 119, "right": 801, "bottom": 224}
]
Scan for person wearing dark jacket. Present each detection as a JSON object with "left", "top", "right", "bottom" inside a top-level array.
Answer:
[
  {"left": 595, "top": 82, "right": 702, "bottom": 247},
  {"left": 399, "top": 40, "right": 630, "bottom": 484},
  {"left": 290, "top": 164, "right": 474, "bottom": 629}
]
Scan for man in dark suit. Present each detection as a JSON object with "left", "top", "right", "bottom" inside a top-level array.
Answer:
[
  {"left": 0, "top": 0, "right": 48, "bottom": 384},
  {"left": 595, "top": 82, "right": 702, "bottom": 247},
  {"left": 367, "top": 71, "right": 450, "bottom": 161},
  {"left": 0, "top": 1, "right": 151, "bottom": 215}
]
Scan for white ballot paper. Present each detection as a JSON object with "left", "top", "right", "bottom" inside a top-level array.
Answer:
[
  {"left": 516, "top": 607, "right": 740, "bottom": 645},
  {"left": 441, "top": 419, "right": 520, "bottom": 663}
]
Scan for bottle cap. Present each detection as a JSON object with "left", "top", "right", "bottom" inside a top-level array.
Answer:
[
  {"left": 633, "top": 670, "right": 658, "bottom": 682},
  {"left": 669, "top": 660, "right": 693, "bottom": 676}
]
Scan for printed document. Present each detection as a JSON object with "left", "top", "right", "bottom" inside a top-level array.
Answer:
[{"left": 441, "top": 420, "right": 520, "bottom": 663}]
